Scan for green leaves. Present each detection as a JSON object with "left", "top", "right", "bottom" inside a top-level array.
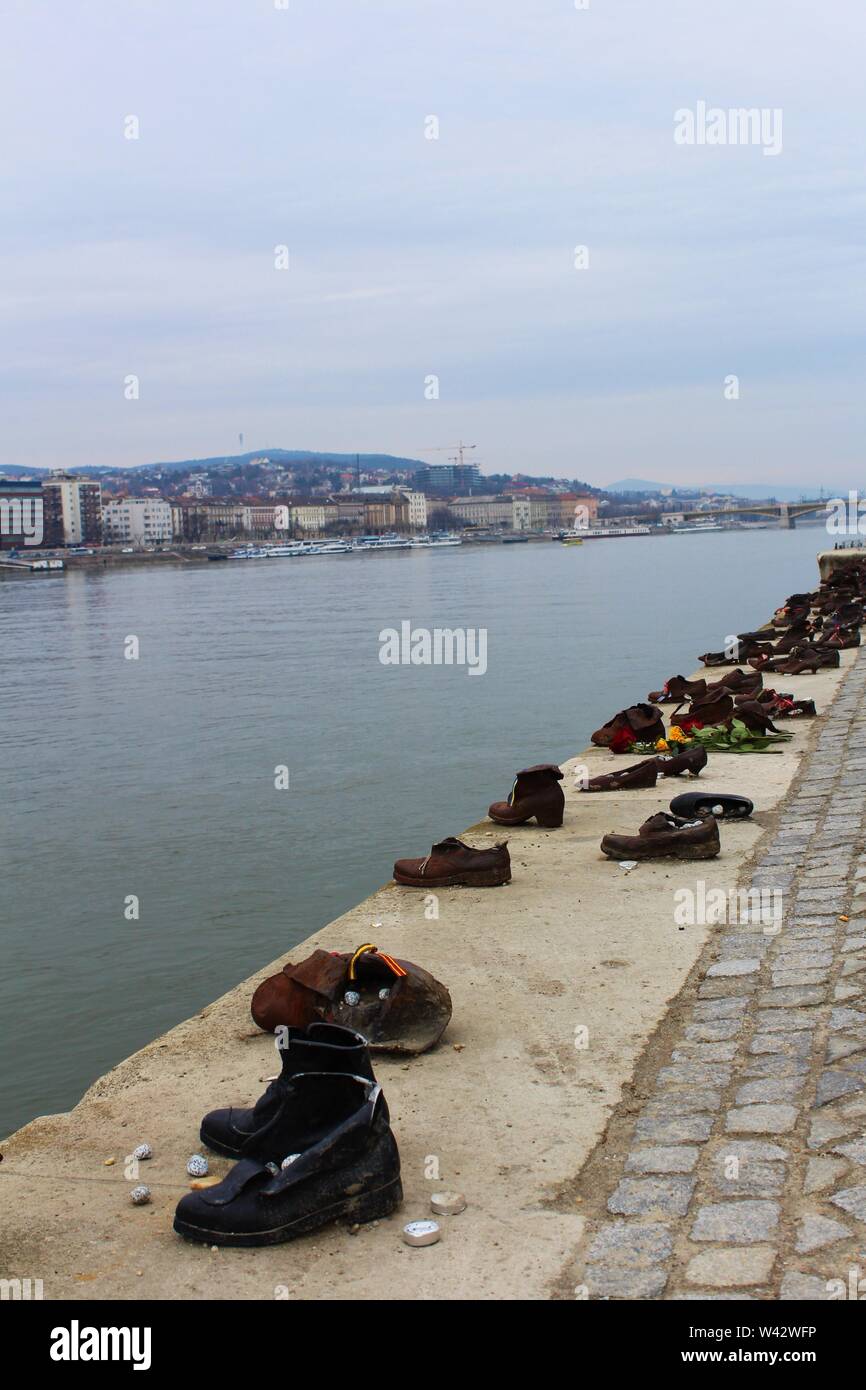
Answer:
[{"left": 653, "top": 721, "right": 792, "bottom": 755}]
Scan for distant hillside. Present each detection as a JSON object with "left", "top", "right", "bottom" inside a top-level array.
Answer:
[
  {"left": 0, "top": 450, "right": 428, "bottom": 478},
  {"left": 606, "top": 478, "right": 839, "bottom": 501},
  {"left": 142, "top": 449, "right": 427, "bottom": 474},
  {"left": 605, "top": 478, "right": 673, "bottom": 493}
]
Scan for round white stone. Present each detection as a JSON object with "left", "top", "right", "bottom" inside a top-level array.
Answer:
[{"left": 430, "top": 1191, "right": 466, "bottom": 1216}]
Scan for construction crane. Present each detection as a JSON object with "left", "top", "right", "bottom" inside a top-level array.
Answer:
[{"left": 421, "top": 441, "right": 477, "bottom": 469}]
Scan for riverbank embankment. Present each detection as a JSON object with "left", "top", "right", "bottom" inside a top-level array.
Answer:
[{"left": 1, "top": 566, "right": 860, "bottom": 1300}]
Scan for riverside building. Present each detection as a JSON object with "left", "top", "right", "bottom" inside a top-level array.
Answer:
[
  {"left": 102, "top": 497, "right": 174, "bottom": 547},
  {"left": 41, "top": 472, "right": 102, "bottom": 546}
]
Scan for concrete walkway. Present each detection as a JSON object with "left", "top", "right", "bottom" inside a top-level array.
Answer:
[
  {"left": 1, "top": 638, "right": 862, "bottom": 1300},
  {"left": 569, "top": 647, "right": 866, "bottom": 1299}
]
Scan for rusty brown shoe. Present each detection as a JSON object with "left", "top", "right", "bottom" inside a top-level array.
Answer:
[
  {"left": 580, "top": 759, "right": 659, "bottom": 792},
  {"left": 591, "top": 703, "right": 665, "bottom": 749},
  {"left": 647, "top": 676, "right": 707, "bottom": 705},
  {"left": 600, "top": 811, "right": 720, "bottom": 861},
  {"left": 656, "top": 745, "right": 707, "bottom": 777},
  {"left": 488, "top": 764, "right": 564, "bottom": 827},
  {"left": 393, "top": 837, "right": 511, "bottom": 888}
]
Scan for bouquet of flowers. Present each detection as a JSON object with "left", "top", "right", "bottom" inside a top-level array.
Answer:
[{"left": 634, "top": 720, "right": 792, "bottom": 755}]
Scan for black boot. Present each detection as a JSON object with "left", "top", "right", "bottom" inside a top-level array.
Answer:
[
  {"left": 175, "top": 1074, "right": 402, "bottom": 1247},
  {"left": 200, "top": 1023, "right": 376, "bottom": 1160}
]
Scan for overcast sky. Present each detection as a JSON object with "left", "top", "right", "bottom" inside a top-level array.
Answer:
[{"left": 1, "top": 0, "right": 864, "bottom": 485}]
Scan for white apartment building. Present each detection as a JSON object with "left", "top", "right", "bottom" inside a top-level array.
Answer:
[
  {"left": 398, "top": 489, "right": 428, "bottom": 529},
  {"left": 42, "top": 471, "right": 103, "bottom": 545},
  {"left": 102, "top": 497, "right": 174, "bottom": 546},
  {"left": 292, "top": 503, "right": 329, "bottom": 532}
]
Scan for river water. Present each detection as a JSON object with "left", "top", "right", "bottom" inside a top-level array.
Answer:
[{"left": 1, "top": 527, "right": 828, "bottom": 1134}]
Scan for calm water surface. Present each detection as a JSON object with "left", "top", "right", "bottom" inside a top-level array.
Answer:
[{"left": 1, "top": 528, "right": 826, "bottom": 1133}]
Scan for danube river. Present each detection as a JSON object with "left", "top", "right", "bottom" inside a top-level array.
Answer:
[{"left": 1, "top": 527, "right": 829, "bottom": 1134}]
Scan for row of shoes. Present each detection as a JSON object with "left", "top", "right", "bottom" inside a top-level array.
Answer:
[
  {"left": 595, "top": 564, "right": 866, "bottom": 861},
  {"left": 173, "top": 561, "right": 866, "bottom": 1247},
  {"left": 699, "top": 580, "right": 864, "bottom": 672}
]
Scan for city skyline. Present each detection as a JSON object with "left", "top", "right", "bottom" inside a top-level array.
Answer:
[{"left": 2, "top": 1, "right": 864, "bottom": 483}]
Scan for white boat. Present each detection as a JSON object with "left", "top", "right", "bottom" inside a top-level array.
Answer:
[
  {"left": 309, "top": 541, "right": 353, "bottom": 554},
  {"left": 229, "top": 546, "right": 270, "bottom": 559},
  {"left": 672, "top": 522, "right": 724, "bottom": 533},
  {"left": 265, "top": 543, "right": 314, "bottom": 557},
  {"left": 353, "top": 535, "right": 413, "bottom": 551},
  {"left": 579, "top": 526, "right": 653, "bottom": 539},
  {"left": 411, "top": 535, "right": 463, "bottom": 548}
]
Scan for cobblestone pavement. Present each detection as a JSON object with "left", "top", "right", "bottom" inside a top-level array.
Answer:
[{"left": 574, "top": 651, "right": 866, "bottom": 1300}]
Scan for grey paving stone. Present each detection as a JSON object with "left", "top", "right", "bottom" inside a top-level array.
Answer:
[
  {"left": 833, "top": 984, "right": 863, "bottom": 1002},
  {"left": 711, "top": 1139, "right": 788, "bottom": 1163},
  {"left": 710, "top": 1155, "right": 785, "bottom": 1198},
  {"left": 830, "top": 1007, "right": 866, "bottom": 1031},
  {"left": 734, "top": 1077, "right": 804, "bottom": 1105},
  {"left": 749, "top": 1030, "right": 814, "bottom": 1057},
  {"left": 776, "top": 937, "right": 835, "bottom": 954},
  {"left": 716, "top": 926, "right": 773, "bottom": 943},
  {"left": 743, "top": 1054, "right": 809, "bottom": 1079},
  {"left": 771, "top": 968, "right": 830, "bottom": 987},
  {"left": 773, "top": 946, "right": 834, "bottom": 965},
  {"left": 692, "top": 997, "right": 750, "bottom": 1021},
  {"left": 607, "top": 1176, "right": 695, "bottom": 1218},
  {"left": 829, "top": 1185, "right": 866, "bottom": 1224},
  {"left": 754, "top": 1008, "right": 818, "bottom": 1033},
  {"left": 814, "top": 1070, "right": 864, "bottom": 1107},
  {"left": 635, "top": 1113, "right": 715, "bottom": 1144},
  {"left": 657, "top": 1062, "right": 732, "bottom": 1088},
  {"left": 625, "top": 1146, "right": 700, "bottom": 1175},
  {"left": 706, "top": 959, "right": 761, "bottom": 978},
  {"left": 803, "top": 1156, "right": 849, "bottom": 1194},
  {"left": 690, "top": 1199, "right": 780, "bottom": 1243},
  {"left": 685, "top": 1020, "right": 743, "bottom": 1042},
  {"left": 795, "top": 1214, "right": 851, "bottom": 1253},
  {"left": 725, "top": 1104, "right": 799, "bottom": 1134},
  {"left": 643, "top": 1089, "right": 722, "bottom": 1115},
  {"left": 780, "top": 1272, "right": 836, "bottom": 1300},
  {"left": 759, "top": 985, "right": 826, "bottom": 1008},
  {"left": 586, "top": 1220, "right": 673, "bottom": 1264},
  {"left": 831, "top": 1137, "right": 866, "bottom": 1165},
  {"left": 672, "top": 1042, "right": 739, "bottom": 1063},
  {"left": 698, "top": 979, "right": 758, "bottom": 999},
  {"left": 826, "top": 1035, "right": 866, "bottom": 1062},
  {"left": 670, "top": 1293, "right": 755, "bottom": 1300},
  {"left": 586, "top": 1265, "right": 669, "bottom": 1298},
  {"left": 684, "top": 1247, "right": 775, "bottom": 1288},
  {"left": 807, "top": 1112, "right": 862, "bottom": 1149}
]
